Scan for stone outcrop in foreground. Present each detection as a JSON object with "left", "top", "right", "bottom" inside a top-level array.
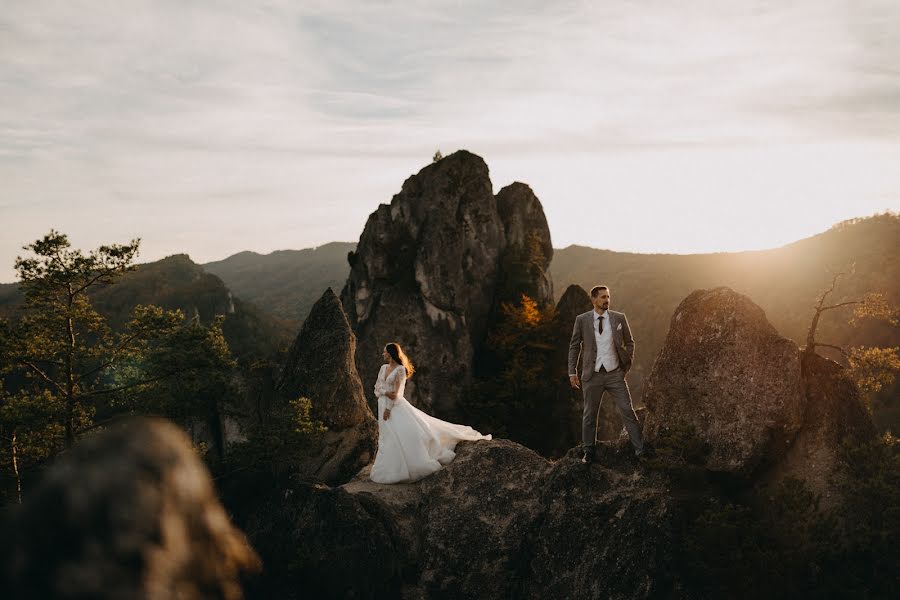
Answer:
[
  {"left": 340, "top": 150, "right": 553, "bottom": 418},
  {"left": 237, "top": 439, "right": 679, "bottom": 600},
  {"left": 276, "top": 288, "right": 377, "bottom": 485}
]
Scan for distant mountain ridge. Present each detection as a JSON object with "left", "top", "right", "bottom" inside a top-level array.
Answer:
[
  {"left": 2, "top": 215, "right": 896, "bottom": 428},
  {"left": 207, "top": 213, "right": 899, "bottom": 430},
  {"left": 0, "top": 253, "right": 292, "bottom": 363},
  {"left": 202, "top": 242, "right": 355, "bottom": 327}
]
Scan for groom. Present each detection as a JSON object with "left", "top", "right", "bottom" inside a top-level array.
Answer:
[{"left": 568, "top": 285, "right": 645, "bottom": 462}]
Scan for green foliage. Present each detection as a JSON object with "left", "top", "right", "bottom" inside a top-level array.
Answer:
[
  {"left": 820, "top": 434, "right": 900, "bottom": 596},
  {"left": 201, "top": 242, "right": 353, "bottom": 327},
  {"left": 2, "top": 231, "right": 181, "bottom": 453},
  {"left": 641, "top": 421, "right": 711, "bottom": 490},
  {"left": 462, "top": 221, "right": 566, "bottom": 456},
  {"left": 0, "top": 231, "right": 259, "bottom": 503},
  {"left": 463, "top": 295, "right": 570, "bottom": 456},
  {"left": 220, "top": 397, "right": 327, "bottom": 480},
  {"left": 652, "top": 427, "right": 900, "bottom": 598},
  {"left": 118, "top": 314, "right": 241, "bottom": 459},
  {"left": 848, "top": 346, "right": 900, "bottom": 398}
]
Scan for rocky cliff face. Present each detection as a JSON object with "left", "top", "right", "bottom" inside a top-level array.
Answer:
[
  {"left": 494, "top": 182, "right": 554, "bottom": 305},
  {"left": 276, "top": 288, "right": 377, "bottom": 485},
  {"left": 340, "top": 151, "right": 553, "bottom": 417}
]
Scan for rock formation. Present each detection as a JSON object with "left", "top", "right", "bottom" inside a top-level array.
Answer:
[
  {"left": 555, "top": 284, "right": 592, "bottom": 326},
  {"left": 765, "top": 352, "right": 877, "bottom": 509},
  {"left": 493, "top": 182, "right": 554, "bottom": 306},
  {"left": 232, "top": 438, "right": 678, "bottom": 600},
  {"left": 224, "top": 286, "right": 880, "bottom": 599},
  {"left": 276, "top": 288, "right": 377, "bottom": 485},
  {"left": 642, "top": 285, "right": 877, "bottom": 498},
  {"left": 642, "top": 287, "right": 807, "bottom": 476},
  {"left": 340, "top": 151, "right": 553, "bottom": 417}
]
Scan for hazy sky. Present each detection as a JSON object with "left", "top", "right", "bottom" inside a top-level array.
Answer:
[{"left": 2, "top": 0, "right": 899, "bottom": 282}]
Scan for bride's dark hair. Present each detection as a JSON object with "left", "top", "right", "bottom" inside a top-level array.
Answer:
[{"left": 385, "top": 342, "right": 415, "bottom": 378}]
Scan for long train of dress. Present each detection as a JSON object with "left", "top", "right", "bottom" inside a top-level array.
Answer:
[{"left": 370, "top": 364, "right": 491, "bottom": 484}]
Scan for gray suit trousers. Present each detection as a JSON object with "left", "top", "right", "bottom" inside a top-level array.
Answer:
[{"left": 581, "top": 368, "right": 643, "bottom": 453}]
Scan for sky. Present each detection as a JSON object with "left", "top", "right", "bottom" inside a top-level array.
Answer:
[{"left": 2, "top": 0, "right": 899, "bottom": 282}]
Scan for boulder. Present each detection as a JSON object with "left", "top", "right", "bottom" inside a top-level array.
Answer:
[
  {"left": 416, "top": 439, "right": 551, "bottom": 598},
  {"left": 341, "top": 151, "right": 553, "bottom": 418},
  {"left": 237, "top": 481, "right": 405, "bottom": 600},
  {"left": 520, "top": 447, "right": 679, "bottom": 599},
  {"left": 277, "top": 288, "right": 377, "bottom": 485},
  {"left": 642, "top": 287, "right": 806, "bottom": 476},
  {"left": 765, "top": 352, "right": 876, "bottom": 509}
]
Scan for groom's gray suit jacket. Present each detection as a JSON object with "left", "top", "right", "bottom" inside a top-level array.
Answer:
[{"left": 567, "top": 310, "right": 635, "bottom": 383}]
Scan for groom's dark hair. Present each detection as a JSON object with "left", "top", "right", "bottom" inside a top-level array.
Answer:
[{"left": 590, "top": 285, "right": 609, "bottom": 297}]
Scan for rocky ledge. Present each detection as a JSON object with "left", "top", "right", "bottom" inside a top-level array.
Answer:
[{"left": 240, "top": 438, "right": 679, "bottom": 600}]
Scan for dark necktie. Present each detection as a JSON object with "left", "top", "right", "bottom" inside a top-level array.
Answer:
[{"left": 598, "top": 314, "right": 603, "bottom": 335}]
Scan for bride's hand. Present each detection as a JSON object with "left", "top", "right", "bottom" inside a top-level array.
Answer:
[{"left": 383, "top": 408, "right": 391, "bottom": 421}]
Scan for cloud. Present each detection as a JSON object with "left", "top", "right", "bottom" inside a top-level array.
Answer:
[{"left": 1, "top": 1, "right": 899, "bottom": 281}]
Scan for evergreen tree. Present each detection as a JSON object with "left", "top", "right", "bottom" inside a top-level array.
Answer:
[{"left": 0, "top": 230, "right": 234, "bottom": 500}]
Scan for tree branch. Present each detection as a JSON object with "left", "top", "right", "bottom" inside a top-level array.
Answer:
[
  {"left": 72, "top": 268, "right": 119, "bottom": 297},
  {"left": 77, "top": 371, "right": 176, "bottom": 398},
  {"left": 76, "top": 332, "right": 142, "bottom": 382},
  {"left": 811, "top": 343, "right": 848, "bottom": 356},
  {"left": 30, "top": 358, "right": 67, "bottom": 368},
  {"left": 20, "top": 360, "right": 68, "bottom": 396},
  {"left": 819, "top": 301, "right": 860, "bottom": 312},
  {"left": 74, "top": 413, "right": 141, "bottom": 437},
  {"left": 815, "top": 272, "right": 844, "bottom": 310}
]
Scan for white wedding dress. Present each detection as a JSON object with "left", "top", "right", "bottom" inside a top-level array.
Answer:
[{"left": 369, "top": 364, "right": 491, "bottom": 484}]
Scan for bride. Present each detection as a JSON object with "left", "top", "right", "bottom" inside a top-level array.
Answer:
[{"left": 369, "top": 342, "right": 491, "bottom": 484}]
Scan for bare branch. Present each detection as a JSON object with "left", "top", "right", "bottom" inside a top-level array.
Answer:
[
  {"left": 814, "top": 272, "right": 845, "bottom": 311},
  {"left": 820, "top": 301, "right": 860, "bottom": 312},
  {"left": 811, "top": 343, "right": 848, "bottom": 356},
  {"left": 72, "top": 268, "right": 121, "bottom": 297},
  {"left": 20, "top": 360, "right": 67, "bottom": 396}
]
